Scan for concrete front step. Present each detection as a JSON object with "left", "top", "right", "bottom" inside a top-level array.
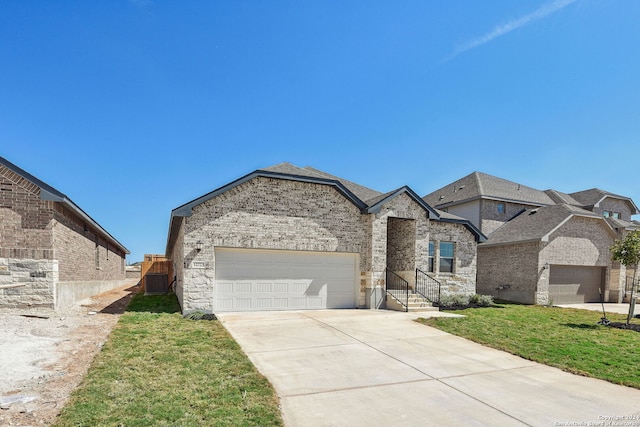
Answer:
[{"left": 386, "top": 292, "right": 438, "bottom": 312}]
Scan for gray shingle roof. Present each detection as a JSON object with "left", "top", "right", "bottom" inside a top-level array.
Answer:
[
  {"left": 570, "top": 188, "right": 640, "bottom": 214},
  {"left": 606, "top": 217, "right": 640, "bottom": 231},
  {"left": 423, "top": 171, "right": 554, "bottom": 208},
  {"left": 262, "top": 163, "right": 383, "bottom": 202},
  {"left": 483, "top": 204, "right": 603, "bottom": 246},
  {"left": 543, "top": 189, "right": 582, "bottom": 206}
]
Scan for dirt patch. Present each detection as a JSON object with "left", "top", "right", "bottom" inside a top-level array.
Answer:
[
  {"left": 608, "top": 322, "right": 640, "bottom": 332},
  {"left": 0, "top": 279, "right": 140, "bottom": 426}
]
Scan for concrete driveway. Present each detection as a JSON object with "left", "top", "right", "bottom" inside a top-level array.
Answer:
[{"left": 218, "top": 310, "right": 640, "bottom": 427}]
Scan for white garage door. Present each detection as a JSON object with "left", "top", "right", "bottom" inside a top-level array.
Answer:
[
  {"left": 549, "top": 265, "right": 604, "bottom": 304},
  {"left": 214, "top": 248, "right": 357, "bottom": 312}
]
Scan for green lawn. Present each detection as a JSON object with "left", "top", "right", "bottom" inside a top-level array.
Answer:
[
  {"left": 419, "top": 303, "right": 640, "bottom": 389},
  {"left": 54, "top": 294, "right": 283, "bottom": 427}
]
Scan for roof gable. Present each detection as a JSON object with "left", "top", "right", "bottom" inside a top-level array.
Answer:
[
  {"left": 166, "top": 163, "right": 490, "bottom": 253},
  {"left": 482, "top": 204, "right": 611, "bottom": 247},
  {"left": 364, "top": 186, "right": 439, "bottom": 218},
  {"left": 0, "top": 156, "right": 129, "bottom": 254},
  {"left": 171, "top": 167, "right": 369, "bottom": 218},
  {"left": 569, "top": 188, "right": 640, "bottom": 214}
]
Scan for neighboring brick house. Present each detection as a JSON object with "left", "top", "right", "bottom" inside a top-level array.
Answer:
[
  {"left": 423, "top": 172, "right": 640, "bottom": 305},
  {"left": 0, "top": 156, "right": 129, "bottom": 310},
  {"left": 166, "top": 163, "right": 485, "bottom": 314}
]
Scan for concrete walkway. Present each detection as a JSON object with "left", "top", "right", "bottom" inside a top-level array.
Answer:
[
  {"left": 556, "top": 303, "right": 633, "bottom": 315},
  {"left": 218, "top": 310, "right": 640, "bottom": 427}
]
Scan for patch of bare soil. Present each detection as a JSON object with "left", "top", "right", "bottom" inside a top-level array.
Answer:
[
  {"left": 0, "top": 279, "right": 140, "bottom": 426},
  {"left": 608, "top": 322, "right": 640, "bottom": 332}
]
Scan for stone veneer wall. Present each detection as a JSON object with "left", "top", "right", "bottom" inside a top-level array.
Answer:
[
  {"left": 0, "top": 258, "right": 58, "bottom": 309},
  {"left": 177, "top": 177, "right": 368, "bottom": 313},
  {"left": 429, "top": 221, "right": 477, "bottom": 295},
  {"left": 370, "top": 193, "right": 431, "bottom": 290}
]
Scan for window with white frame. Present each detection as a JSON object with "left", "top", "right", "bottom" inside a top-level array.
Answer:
[
  {"left": 439, "top": 242, "right": 455, "bottom": 273},
  {"left": 428, "top": 241, "right": 435, "bottom": 272}
]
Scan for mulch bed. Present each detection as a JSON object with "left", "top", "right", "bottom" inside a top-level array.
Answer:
[{"left": 607, "top": 322, "right": 640, "bottom": 332}]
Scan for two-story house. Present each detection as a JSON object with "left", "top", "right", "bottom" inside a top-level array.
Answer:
[{"left": 424, "top": 172, "right": 639, "bottom": 305}]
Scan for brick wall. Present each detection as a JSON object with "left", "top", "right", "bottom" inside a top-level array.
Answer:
[
  {"left": 171, "top": 179, "right": 479, "bottom": 313},
  {"left": 478, "top": 216, "right": 618, "bottom": 305},
  {"left": 0, "top": 166, "right": 126, "bottom": 309},
  {"left": 477, "top": 242, "right": 540, "bottom": 304},
  {"left": 480, "top": 199, "right": 533, "bottom": 235},
  {"left": 52, "top": 204, "right": 125, "bottom": 282},
  {"left": 178, "top": 177, "right": 367, "bottom": 313},
  {"left": 540, "top": 215, "right": 616, "bottom": 302},
  {"left": 592, "top": 198, "right": 634, "bottom": 221},
  {"left": 386, "top": 217, "right": 416, "bottom": 272},
  {"left": 0, "top": 172, "right": 55, "bottom": 259},
  {"left": 541, "top": 216, "right": 613, "bottom": 267}
]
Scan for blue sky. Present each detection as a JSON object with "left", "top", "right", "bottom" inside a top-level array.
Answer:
[{"left": 1, "top": 0, "right": 639, "bottom": 262}]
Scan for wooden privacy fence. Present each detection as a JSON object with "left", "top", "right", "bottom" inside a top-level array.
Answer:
[{"left": 141, "top": 254, "right": 174, "bottom": 294}]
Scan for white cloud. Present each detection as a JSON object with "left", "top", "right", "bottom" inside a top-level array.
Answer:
[{"left": 443, "top": 0, "right": 579, "bottom": 62}]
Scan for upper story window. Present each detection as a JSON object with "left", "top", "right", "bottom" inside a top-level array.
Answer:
[
  {"left": 497, "top": 203, "right": 505, "bottom": 214},
  {"left": 603, "top": 211, "right": 611, "bottom": 218},
  {"left": 612, "top": 212, "right": 621, "bottom": 219},
  {"left": 439, "top": 242, "right": 455, "bottom": 273}
]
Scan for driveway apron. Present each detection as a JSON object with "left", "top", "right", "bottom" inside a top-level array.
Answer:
[{"left": 217, "top": 310, "right": 640, "bottom": 427}]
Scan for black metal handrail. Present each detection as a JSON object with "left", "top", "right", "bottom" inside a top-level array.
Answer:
[
  {"left": 415, "top": 268, "right": 441, "bottom": 305},
  {"left": 385, "top": 268, "right": 409, "bottom": 312}
]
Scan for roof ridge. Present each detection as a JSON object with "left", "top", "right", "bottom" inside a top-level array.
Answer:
[{"left": 473, "top": 171, "right": 484, "bottom": 196}]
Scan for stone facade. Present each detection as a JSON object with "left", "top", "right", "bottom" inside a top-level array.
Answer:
[
  {"left": 168, "top": 174, "right": 480, "bottom": 314},
  {"left": 0, "top": 161, "right": 127, "bottom": 310},
  {"left": 429, "top": 221, "right": 478, "bottom": 296}
]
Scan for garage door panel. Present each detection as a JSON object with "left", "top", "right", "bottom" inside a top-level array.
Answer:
[
  {"left": 255, "top": 298, "right": 272, "bottom": 309},
  {"left": 214, "top": 248, "right": 356, "bottom": 312},
  {"left": 549, "top": 265, "right": 604, "bottom": 304}
]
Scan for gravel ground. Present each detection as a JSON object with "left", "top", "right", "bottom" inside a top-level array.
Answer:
[{"left": 0, "top": 279, "right": 140, "bottom": 426}]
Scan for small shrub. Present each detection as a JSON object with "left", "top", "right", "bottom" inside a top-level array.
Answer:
[
  {"left": 439, "top": 294, "right": 470, "bottom": 308},
  {"left": 439, "top": 293, "right": 493, "bottom": 309},
  {"left": 472, "top": 294, "right": 494, "bottom": 307},
  {"left": 184, "top": 311, "right": 217, "bottom": 321}
]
